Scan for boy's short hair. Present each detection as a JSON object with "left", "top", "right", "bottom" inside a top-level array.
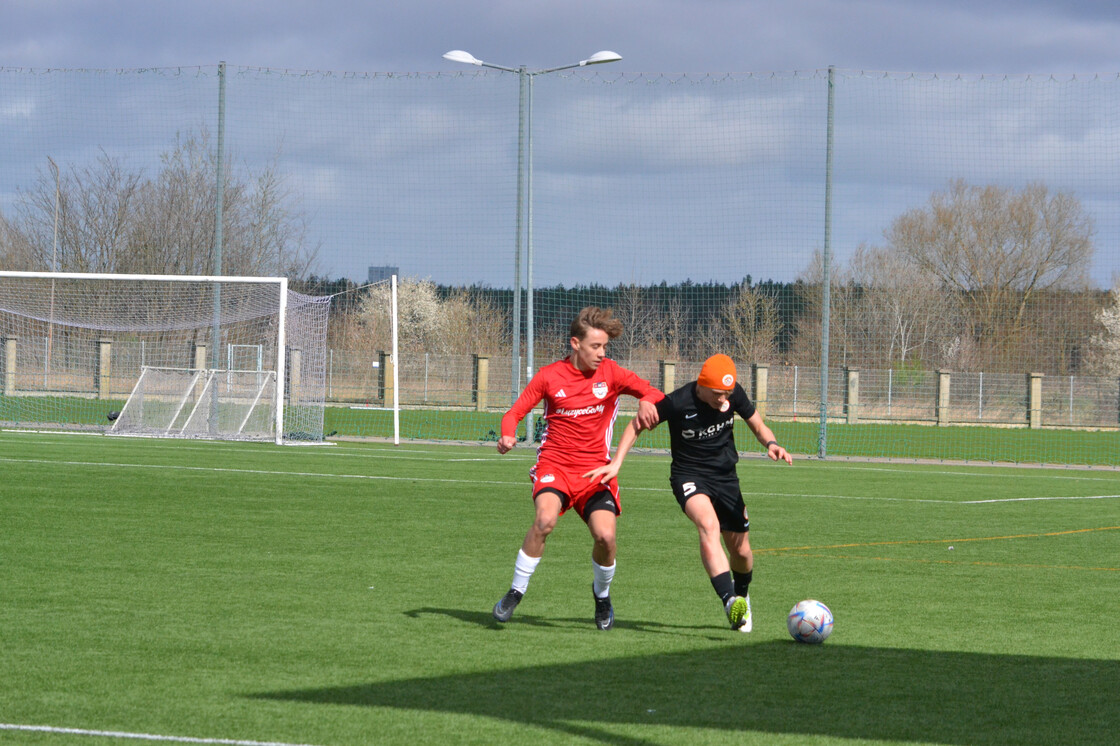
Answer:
[{"left": 570, "top": 306, "right": 623, "bottom": 340}]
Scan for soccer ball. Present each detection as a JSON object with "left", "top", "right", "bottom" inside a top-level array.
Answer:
[{"left": 787, "top": 599, "right": 833, "bottom": 644}]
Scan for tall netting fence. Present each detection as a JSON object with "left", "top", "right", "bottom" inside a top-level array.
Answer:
[{"left": 2, "top": 66, "right": 1119, "bottom": 464}]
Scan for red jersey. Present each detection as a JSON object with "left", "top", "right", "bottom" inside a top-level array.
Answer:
[{"left": 501, "top": 356, "right": 660, "bottom": 471}]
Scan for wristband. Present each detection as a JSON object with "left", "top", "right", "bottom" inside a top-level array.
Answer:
[{"left": 765, "top": 440, "right": 778, "bottom": 448}]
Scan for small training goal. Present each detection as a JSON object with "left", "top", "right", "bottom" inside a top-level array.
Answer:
[{"left": 111, "top": 367, "right": 278, "bottom": 440}]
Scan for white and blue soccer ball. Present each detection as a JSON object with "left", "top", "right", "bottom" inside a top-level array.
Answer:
[{"left": 787, "top": 599, "right": 834, "bottom": 644}]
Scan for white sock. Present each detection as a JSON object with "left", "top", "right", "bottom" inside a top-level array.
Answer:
[
  {"left": 511, "top": 549, "right": 540, "bottom": 594},
  {"left": 592, "top": 560, "right": 616, "bottom": 598}
]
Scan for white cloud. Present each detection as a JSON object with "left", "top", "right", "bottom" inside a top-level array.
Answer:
[
  {"left": 4, "top": 2, "right": 1120, "bottom": 286},
  {"left": 4, "top": 0, "right": 1120, "bottom": 74}
]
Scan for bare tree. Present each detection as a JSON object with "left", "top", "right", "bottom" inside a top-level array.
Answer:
[
  {"left": 230, "top": 149, "right": 317, "bottom": 278},
  {"left": 0, "top": 212, "right": 36, "bottom": 270},
  {"left": 1017, "top": 287, "right": 1103, "bottom": 375},
  {"left": 701, "top": 280, "right": 781, "bottom": 365},
  {"left": 441, "top": 288, "right": 509, "bottom": 357},
  {"left": 6, "top": 149, "right": 143, "bottom": 273},
  {"left": 653, "top": 296, "right": 689, "bottom": 361},
  {"left": 127, "top": 135, "right": 216, "bottom": 274},
  {"left": 886, "top": 179, "right": 1094, "bottom": 369},
  {"left": 612, "top": 283, "right": 661, "bottom": 366},
  {"left": 787, "top": 252, "right": 851, "bottom": 367},
  {"left": 1, "top": 129, "right": 318, "bottom": 279},
  {"left": 1086, "top": 282, "right": 1120, "bottom": 376},
  {"left": 846, "top": 244, "right": 955, "bottom": 368}
]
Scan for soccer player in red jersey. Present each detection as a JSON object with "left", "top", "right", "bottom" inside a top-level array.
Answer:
[{"left": 492, "top": 306, "right": 661, "bottom": 630}]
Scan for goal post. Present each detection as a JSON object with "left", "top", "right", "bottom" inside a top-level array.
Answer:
[{"left": 0, "top": 271, "right": 329, "bottom": 444}]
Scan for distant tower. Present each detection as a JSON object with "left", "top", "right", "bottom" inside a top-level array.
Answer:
[{"left": 368, "top": 265, "right": 399, "bottom": 284}]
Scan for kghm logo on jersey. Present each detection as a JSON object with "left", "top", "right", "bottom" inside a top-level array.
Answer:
[
  {"left": 681, "top": 417, "right": 734, "bottom": 440},
  {"left": 592, "top": 381, "right": 608, "bottom": 400}
]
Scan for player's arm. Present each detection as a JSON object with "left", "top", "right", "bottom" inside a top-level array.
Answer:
[
  {"left": 744, "top": 410, "right": 792, "bottom": 465},
  {"left": 583, "top": 418, "right": 644, "bottom": 485},
  {"left": 636, "top": 397, "right": 660, "bottom": 430},
  {"left": 614, "top": 364, "right": 663, "bottom": 430},
  {"left": 498, "top": 375, "right": 546, "bottom": 454}
]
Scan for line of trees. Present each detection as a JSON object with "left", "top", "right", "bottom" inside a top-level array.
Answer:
[
  {"left": 4, "top": 146, "right": 1119, "bottom": 378},
  {"left": 331, "top": 180, "right": 1117, "bottom": 377},
  {"left": 331, "top": 272, "right": 1114, "bottom": 378}
]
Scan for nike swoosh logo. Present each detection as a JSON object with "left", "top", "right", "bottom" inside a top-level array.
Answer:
[{"left": 685, "top": 413, "right": 698, "bottom": 419}]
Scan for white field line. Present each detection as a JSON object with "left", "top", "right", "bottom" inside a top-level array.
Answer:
[
  {"left": 825, "top": 463, "right": 1120, "bottom": 483},
  {"left": 3, "top": 449, "right": 1116, "bottom": 504},
  {"left": 746, "top": 491, "right": 956, "bottom": 504},
  {"left": 6, "top": 432, "right": 1120, "bottom": 482},
  {"left": 6, "top": 454, "right": 1115, "bottom": 505},
  {"left": 0, "top": 456, "right": 536, "bottom": 489},
  {"left": 0, "top": 722, "right": 321, "bottom": 746},
  {"left": 747, "top": 491, "right": 1120, "bottom": 505},
  {"left": 1, "top": 428, "right": 104, "bottom": 436},
  {"left": 962, "top": 494, "right": 1120, "bottom": 504},
  {"left": 0, "top": 433, "right": 534, "bottom": 463}
]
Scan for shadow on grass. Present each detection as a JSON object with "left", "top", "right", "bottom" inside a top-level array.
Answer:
[
  {"left": 252, "top": 634, "right": 1119, "bottom": 744},
  {"left": 404, "top": 606, "right": 723, "bottom": 638}
]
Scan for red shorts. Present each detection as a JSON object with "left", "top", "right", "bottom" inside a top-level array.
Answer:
[{"left": 531, "top": 462, "right": 621, "bottom": 519}]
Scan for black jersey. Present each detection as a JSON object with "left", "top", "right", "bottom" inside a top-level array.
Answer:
[{"left": 654, "top": 382, "right": 756, "bottom": 478}]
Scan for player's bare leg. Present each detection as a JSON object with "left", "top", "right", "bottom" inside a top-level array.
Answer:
[
  {"left": 685, "top": 495, "right": 745, "bottom": 629},
  {"left": 586, "top": 509, "right": 617, "bottom": 630},
  {"left": 684, "top": 494, "right": 730, "bottom": 577},
  {"left": 723, "top": 530, "right": 753, "bottom": 575},
  {"left": 494, "top": 491, "right": 565, "bottom": 622},
  {"left": 521, "top": 491, "right": 564, "bottom": 557},
  {"left": 585, "top": 509, "right": 617, "bottom": 566}
]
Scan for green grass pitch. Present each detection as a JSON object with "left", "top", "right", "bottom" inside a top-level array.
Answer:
[{"left": 1, "top": 431, "right": 1118, "bottom": 745}]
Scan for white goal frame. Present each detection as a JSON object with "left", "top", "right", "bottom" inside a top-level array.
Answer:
[{"left": 0, "top": 271, "right": 295, "bottom": 444}]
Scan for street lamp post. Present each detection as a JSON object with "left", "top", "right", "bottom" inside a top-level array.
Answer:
[{"left": 443, "top": 49, "right": 621, "bottom": 441}]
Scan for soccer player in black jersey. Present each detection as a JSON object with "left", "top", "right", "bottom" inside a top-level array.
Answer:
[{"left": 584, "top": 354, "right": 791, "bottom": 632}]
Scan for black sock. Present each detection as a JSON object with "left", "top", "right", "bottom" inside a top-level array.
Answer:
[
  {"left": 710, "top": 571, "right": 734, "bottom": 604},
  {"left": 733, "top": 569, "right": 752, "bottom": 597}
]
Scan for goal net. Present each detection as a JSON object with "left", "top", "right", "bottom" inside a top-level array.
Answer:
[
  {"left": 111, "top": 367, "right": 278, "bottom": 440},
  {"left": 0, "top": 271, "right": 330, "bottom": 443}
]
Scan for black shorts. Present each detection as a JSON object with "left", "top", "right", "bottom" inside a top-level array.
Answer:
[{"left": 669, "top": 473, "right": 750, "bottom": 533}]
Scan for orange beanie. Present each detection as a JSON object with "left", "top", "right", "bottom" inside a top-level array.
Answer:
[{"left": 698, "top": 354, "right": 736, "bottom": 390}]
